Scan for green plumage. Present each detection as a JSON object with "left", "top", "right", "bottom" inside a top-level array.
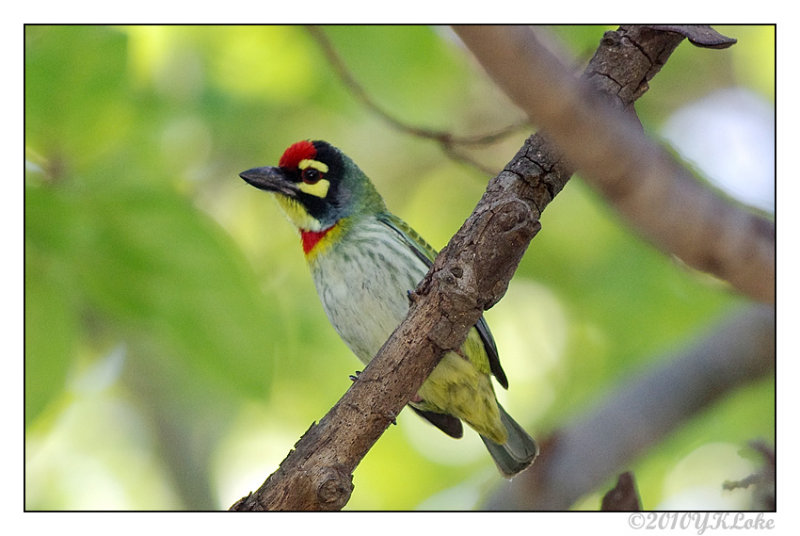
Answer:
[{"left": 240, "top": 140, "right": 538, "bottom": 476}]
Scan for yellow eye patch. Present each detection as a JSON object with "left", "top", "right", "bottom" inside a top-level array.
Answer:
[
  {"left": 298, "top": 178, "right": 330, "bottom": 198},
  {"left": 298, "top": 159, "right": 329, "bottom": 173}
]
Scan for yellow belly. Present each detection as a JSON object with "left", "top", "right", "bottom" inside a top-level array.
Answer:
[{"left": 416, "top": 351, "right": 507, "bottom": 444}]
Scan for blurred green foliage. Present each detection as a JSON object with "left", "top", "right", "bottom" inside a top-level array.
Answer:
[{"left": 24, "top": 25, "right": 774, "bottom": 510}]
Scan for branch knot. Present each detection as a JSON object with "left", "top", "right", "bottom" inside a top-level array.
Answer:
[{"left": 316, "top": 466, "right": 354, "bottom": 510}]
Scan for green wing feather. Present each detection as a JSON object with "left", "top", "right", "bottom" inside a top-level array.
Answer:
[
  {"left": 378, "top": 213, "right": 438, "bottom": 264},
  {"left": 377, "top": 213, "right": 508, "bottom": 389}
]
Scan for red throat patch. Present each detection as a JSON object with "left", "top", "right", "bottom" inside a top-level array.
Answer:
[
  {"left": 300, "top": 226, "right": 335, "bottom": 255},
  {"left": 279, "top": 140, "right": 317, "bottom": 169}
]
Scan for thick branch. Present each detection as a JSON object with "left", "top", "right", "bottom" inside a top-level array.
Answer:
[
  {"left": 231, "top": 26, "right": 708, "bottom": 511},
  {"left": 454, "top": 26, "right": 774, "bottom": 304},
  {"left": 485, "top": 305, "right": 775, "bottom": 510}
]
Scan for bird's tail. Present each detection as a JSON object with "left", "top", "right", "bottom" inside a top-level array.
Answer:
[{"left": 481, "top": 403, "right": 539, "bottom": 478}]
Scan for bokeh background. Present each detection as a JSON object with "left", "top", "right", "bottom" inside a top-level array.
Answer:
[{"left": 24, "top": 25, "right": 774, "bottom": 510}]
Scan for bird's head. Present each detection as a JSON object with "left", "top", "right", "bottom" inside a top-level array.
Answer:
[{"left": 240, "top": 140, "right": 385, "bottom": 232}]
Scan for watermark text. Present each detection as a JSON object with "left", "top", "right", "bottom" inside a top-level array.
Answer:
[{"left": 627, "top": 512, "right": 775, "bottom": 533}]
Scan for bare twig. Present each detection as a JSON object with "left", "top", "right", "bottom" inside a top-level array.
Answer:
[
  {"left": 306, "top": 25, "right": 529, "bottom": 175},
  {"left": 231, "top": 25, "right": 698, "bottom": 511},
  {"left": 722, "top": 440, "right": 775, "bottom": 510},
  {"left": 454, "top": 25, "right": 774, "bottom": 304}
]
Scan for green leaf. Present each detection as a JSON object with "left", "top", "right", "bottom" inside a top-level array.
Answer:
[
  {"left": 25, "top": 178, "right": 278, "bottom": 401},
  {"left": 74, "top": 182, "right": 277, "bottom": 397},
  {"left": 25, "top": 26, "right": 132, "bottom": 170},
  {"left": 24, "top": 248, "right": 76, "bottom": 427}
]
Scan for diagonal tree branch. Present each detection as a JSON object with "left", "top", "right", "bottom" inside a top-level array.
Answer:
[
  {"left": 485, "top": 304, "right": 775, "bottom": 510},
  {"left": 231, "top": 25, "right": 711, "bottom": 511},
  {"left": 454, "top": 25, "right": 774, "bottom": 304}
]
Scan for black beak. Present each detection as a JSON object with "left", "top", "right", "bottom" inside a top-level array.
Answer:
[{"left": 239, "top": 166, "right": 298, "bottom": 197}]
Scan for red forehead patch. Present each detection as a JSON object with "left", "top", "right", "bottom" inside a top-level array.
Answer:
[{"left": 279, "top": 140, "right": 317, "bottom": 169}]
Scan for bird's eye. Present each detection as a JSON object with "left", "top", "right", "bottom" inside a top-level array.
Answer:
[{"left": 302, "top": 168, "right": 322, "bottom": 184}]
